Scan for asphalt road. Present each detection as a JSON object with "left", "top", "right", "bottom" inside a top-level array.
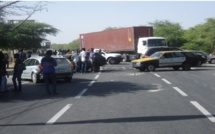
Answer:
[{"left": 0, "top": 62, "right": 215, "bottom": 134}]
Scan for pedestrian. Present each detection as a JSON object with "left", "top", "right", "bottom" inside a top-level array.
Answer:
[
  {"left": 72, "top": 50, "right": 81, "bottom": 73},
  {"left": 4, "top": 53, "right": 9, "bottom": 68},
  {"left": 12, "top": 53, "right": 24, "bottom": 92},
  {"left": 41, "top": 50, "right": 58, "bottom": 95},
  {"left": 79, "top": 48, "right": 87, "bottom": 73},
  {"left": 0, "top": 63, "right": 9, "bottom": 94},
  {"left": 89, "top": 48, "right": 95, "bottom": 72},
  {"left": 19, "top": 49, "right": 27, "bottom": 62}
]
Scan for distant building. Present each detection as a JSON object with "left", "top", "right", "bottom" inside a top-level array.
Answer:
[{"left": 8, "top": 20, "right": 35, "bottom": 24}]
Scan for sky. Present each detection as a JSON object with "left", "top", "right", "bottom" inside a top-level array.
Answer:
[{"left": 9, "top": 1, "right": 215, "bottom": 44}]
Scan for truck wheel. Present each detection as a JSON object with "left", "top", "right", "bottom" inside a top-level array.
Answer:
[{"left": 108, "top": 58, "right": 116, "bottom": 64}]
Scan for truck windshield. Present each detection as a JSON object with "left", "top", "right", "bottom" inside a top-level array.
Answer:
[{"left": 148, "top": 39, "right": 167, "bottom": 47}]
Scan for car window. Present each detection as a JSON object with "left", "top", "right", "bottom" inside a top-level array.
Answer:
[
  {"left": 172, "top": 52, "right": 184, "bottom": 58},
  {"left": 24, "top": 59, "right": 31, "bottom": 66},
  {"left": 55, "top": 58, "right": 70, "bottom": 64},
  {"left": 35, "top": 60, "right": 40, "bottom": 65},
  {"left": 162, "top": 53, "right": 173, "bottom": 58},
  {"left": 150, "top": 52, "right": 161, "bottom": 58},
  {"left": 183, "top": 52, "right": 197, "bottom": 58},
  {"left": 29, "top": 59, "right": 36, "bottom": 66}
]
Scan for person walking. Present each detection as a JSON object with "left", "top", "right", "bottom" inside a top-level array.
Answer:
[
  {"left": 0, "top": 63, "right": 9, "bottom": 94},
  {"left": 12, "top": 53, "right": 24, "bottom": 92},
  {"left": 72, "top": 50, "right": 81, "bottom": 73},
  {"left": 41, "top": 50, "right": 58, "bottom": 95},
  {"left": 89, "top": 48, "right": 95, "bottom": 72},
  {"left": 79, "top": 48, "right": 87, "bottom": 73},
  {"left": 19, "top": 49, "right": 27, "bottom": 62},
  {"left": 4, "top": 53, "right": 9, "bottom": 69}
]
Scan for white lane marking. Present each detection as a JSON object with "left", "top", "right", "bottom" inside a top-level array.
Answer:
[
  {"left": 190, "top": 101, "right": 215, "bottom": 123},
  {"left": 162, "top": 79, "right": 171, "bottom": 84},
  {"left": 75, "top": 88, "right": 88, "bottom": 99},
  {"left": 46, "top": 104, "right": 72, "bottom": 125},
  {"left": 173, "top": 87, "right": 188, "bottom": 97},
  {"left": 153, "top": 73, "right": 161, "bottom": 78},
  {"left": 94, "top": 75, "right": 99, "bottom": 79},
  {"left": 88, "top": 81, "right": 95, "bottom": 87}
]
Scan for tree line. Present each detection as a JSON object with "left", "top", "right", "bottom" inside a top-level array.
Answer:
[{"left": 53, "top": 18, "right": 215, "bottom": 54}]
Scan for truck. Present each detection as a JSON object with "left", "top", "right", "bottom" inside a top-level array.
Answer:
[{"left": 80, "top": 26, "right": 168, "bottom": 61}]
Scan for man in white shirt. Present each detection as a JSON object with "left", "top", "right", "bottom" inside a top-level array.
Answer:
[{"left": 79, "top": 48, "right": 87, "bottom": 73}]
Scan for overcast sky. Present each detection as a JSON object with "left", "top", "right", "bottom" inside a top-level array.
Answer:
[{"left": 13, "top": 1, "right": 215, "bottom": 44}]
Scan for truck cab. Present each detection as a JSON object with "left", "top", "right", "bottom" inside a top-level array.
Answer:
[{"left": 137, "top": 37, "right": 168, "bottom": 55}]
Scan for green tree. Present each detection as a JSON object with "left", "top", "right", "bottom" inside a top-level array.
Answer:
[
  {"left": 149, "top": 20, "right": 185, "bottom": 47},
  {"left": 1, "top": 22, "right": 59, "bottom": 49},
  {"left": 182, "top": 18, "right": 215, "bottom": 53}
]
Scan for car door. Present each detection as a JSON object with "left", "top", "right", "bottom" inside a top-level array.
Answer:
[
  {"left": 23, "top": 59, "right": 39, "bottom": 79},
  {"left": 22, "top": 59, "right": 32, "bottom": 79},
  {"left": 171, "top": 52, "right": 186, "bottom": 66},
  {"left": 159, "top": 53, "right": 174, "bottom": 67}
]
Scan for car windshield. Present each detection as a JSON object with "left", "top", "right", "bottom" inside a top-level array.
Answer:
[{"left": 150, "top": 52, "right": 161, "bottom": 58}]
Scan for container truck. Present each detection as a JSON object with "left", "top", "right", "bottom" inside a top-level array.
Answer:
[{"left": 80, "top": 26, "right": 167, "bottom": 61}]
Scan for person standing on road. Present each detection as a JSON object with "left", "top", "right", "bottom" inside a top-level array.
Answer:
[
  {"left": 72, "top": 49, "right": 80, "bottom": 73},
  {"left": 19, "top": 49, "right": 27, "bottom": 62},
  {"left": 0, "top": 62, "right": 9, "bottom": 94},
  {"left": 41, "top": 50, "right": 57, "bottom": 95},
  {"left": 79, "top": 48, "right": 87, "bottom": 73},
  {"left": 12, "top": 53, "right": 24, "bottom": 92},
  {"left": 89, "top": 48, "right": 95, "bottom": 72}
]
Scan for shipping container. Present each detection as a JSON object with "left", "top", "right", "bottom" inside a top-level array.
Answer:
[{"left": 80, "top": 26, "right": 153, "bottom": 53}]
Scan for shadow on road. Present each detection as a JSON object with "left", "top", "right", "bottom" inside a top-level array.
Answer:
[{"left": 0, "top": 114, "right": 212, "bottom": 126}]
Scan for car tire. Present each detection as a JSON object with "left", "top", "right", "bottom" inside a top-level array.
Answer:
[
  {"left": 146, "top": 64, "right": 155, "bottom": 72},
  {"left": 108, "top": 58, "right": 116, "bottom": 64},
  {"left": 209, "top": 58, "right": 215, "bottom": 64},
  {"left": 173, "top": 66, "right": 180, "bottom": 70},
  {"left": 182, "top": 63, "right": 191, "bottom": 70},
  {"left": 64, "top": 77, "right": 72, "bottom": 82},
  {"left": 197, "top": 61, "right": 202, "bottom": 66},
  {"left": 32, "top": 73, "right": 39, "bottom": 83}
]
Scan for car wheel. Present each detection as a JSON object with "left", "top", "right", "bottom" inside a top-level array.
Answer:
[
  {"left": 209, "top": 58, "right": 215, "bottom": 64},
  {"left": 64, "top": 77, "right": 72, "bottom": 82},
  {"left": 146, "top": 64, "right": 155, "bottom": 72},
  {"left": 32, "top": 73, "right": 39, "bottom": 83},
  {"left": 173, "top": 66, "right": 180, "bottom": 70},
  {"left": 182, "top": 63, "right": 191, "bottom": 70},
  {"left": 197, "top": 61, "right": 202, "bottom": 66},
  {"left": 108, "top": 58, "right": 116, "bottom": 64}
]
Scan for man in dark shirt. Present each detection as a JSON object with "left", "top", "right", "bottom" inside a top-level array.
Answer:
[
  {"left": 12, "top": 53, "right": 24, "bottom": 92},
  {"left": 41, "top": 50, "right": 57, "bottom": 95}
]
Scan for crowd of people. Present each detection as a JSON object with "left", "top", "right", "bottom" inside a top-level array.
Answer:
[
  {"left": 0, "top": 49, "right": 28, "bottom": 94},
  {"left": 0, "top": 48, "right": 106, "bottom": 95},
  {"left": 69, "top": 48, "right": 105, "bottom": 73}
]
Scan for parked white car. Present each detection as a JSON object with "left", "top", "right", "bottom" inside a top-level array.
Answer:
[
  {"left": 21, "top": 55, "right": 73, "bottom": 83},
  {"left": 208, "top": 54, "right": 215, "bottom": 64},
  {"left": 94, "top": 49, "right": 123, "bottom": 64}
]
